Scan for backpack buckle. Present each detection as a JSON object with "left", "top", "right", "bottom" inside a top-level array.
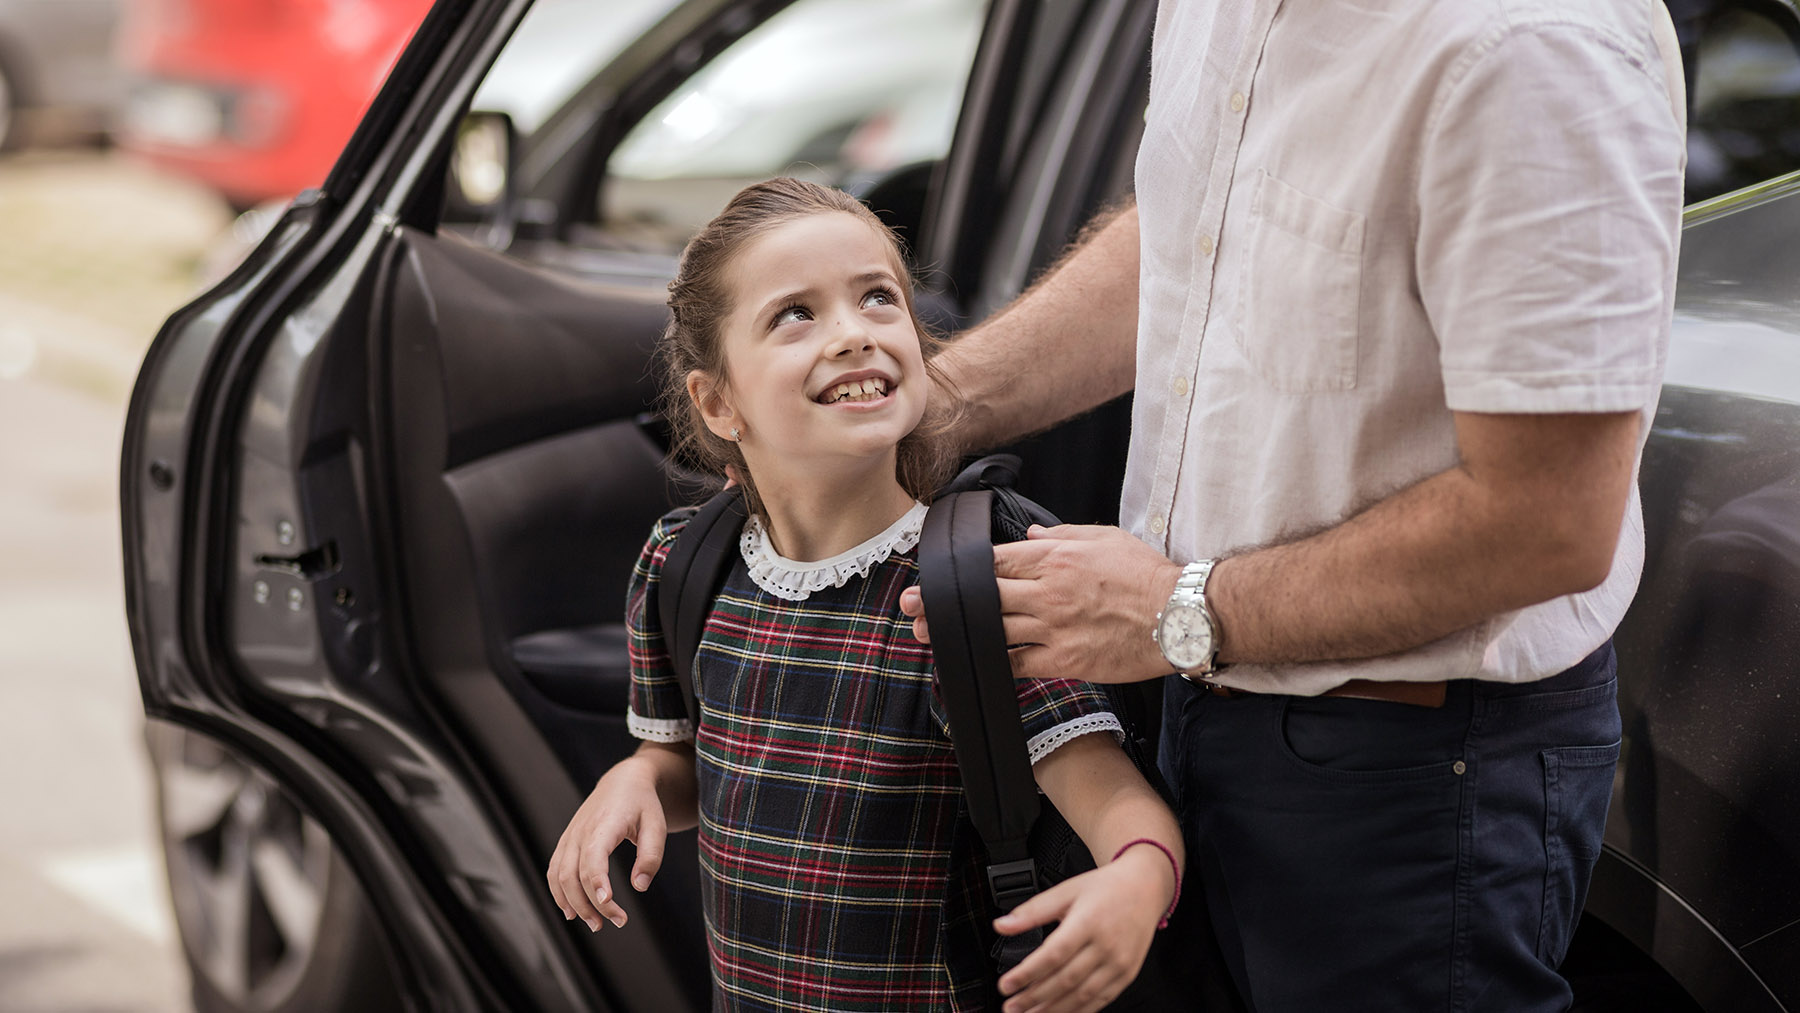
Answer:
[{"left": 986, "top": 858, "right": 1038, "bottom": 911}]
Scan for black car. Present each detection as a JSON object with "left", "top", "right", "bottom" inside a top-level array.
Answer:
[{"left": 121, "top": 0, "right": 1800, "bottom": 1009}]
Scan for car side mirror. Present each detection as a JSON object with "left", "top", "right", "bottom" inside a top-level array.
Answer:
[{"left": 444, "top": 110, "right": 519, "bottom": 246}]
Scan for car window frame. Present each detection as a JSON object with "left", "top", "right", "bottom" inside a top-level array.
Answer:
[
  {"left": 505, "top": 0, "right": 799, "bottom": 239},
  {"left": 926, "top": 0, "right": 1151, "bottom": 312}
]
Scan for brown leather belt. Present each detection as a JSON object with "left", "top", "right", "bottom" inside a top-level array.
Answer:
[{"left": 1202, "top": 677, "right": 1448, "bottom": 708}]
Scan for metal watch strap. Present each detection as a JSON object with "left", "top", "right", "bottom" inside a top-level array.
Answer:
[
  {"left": 1169, "top": 559, "right": 1220, "bottom": 680},
  {"left": 1172, "top": 559, "right": 1214, "bottom": 603}
]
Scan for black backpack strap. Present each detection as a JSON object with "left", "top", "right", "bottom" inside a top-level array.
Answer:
[
  {"left": 943, "top": 453, "right": 1058, "bottom": 541},
  {"left": 656, "top": 488, "right": 748, "bottom": 724},
  {"left": 940, "top": 453, "right": 1023, "bottom": 496},
  {"left": 919, "top": 488, "right": 1043, "bottom": 915}
]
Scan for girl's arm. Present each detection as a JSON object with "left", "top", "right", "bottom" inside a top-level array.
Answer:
[
  {"left": 1002, "top": 732, "right": 1184, "bottom": 1013},
  {"left": 547, "top": 739, "right": 698, "bottom": 932}
]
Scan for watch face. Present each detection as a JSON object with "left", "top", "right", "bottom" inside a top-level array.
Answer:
[{"left": 1158, "top": 603, "right": 1214, "bottom": 670}]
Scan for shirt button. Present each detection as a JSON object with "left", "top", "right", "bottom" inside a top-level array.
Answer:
[
  {"left": 1173, "top": 376, "right": 1189, "bottom": 397},
  {"left": 1149, "top": 515, "right": 1166, "bottom": 535},
  {"left": 1198, "top": 234, "right": 1214, "bottom": 256},
  {"left": 1230, "top": 91, "right": 1246, "bottom": 113}
]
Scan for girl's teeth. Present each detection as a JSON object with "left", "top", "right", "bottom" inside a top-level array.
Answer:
[{"left": 824, "top": 379, "right": 888, "bottom": 403}]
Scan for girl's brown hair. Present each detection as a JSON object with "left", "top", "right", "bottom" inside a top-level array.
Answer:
[{"left": 660, "top": 176, "right": 962, "bottom": 519}]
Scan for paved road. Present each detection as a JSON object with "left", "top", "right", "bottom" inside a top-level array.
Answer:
[{"left": 0, "top": 150, "right": 231, "bottom": 1012}]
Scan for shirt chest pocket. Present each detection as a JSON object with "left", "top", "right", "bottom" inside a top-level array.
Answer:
[{"left": 1232, "top": 170, "right": 1366, "bottom": 393}]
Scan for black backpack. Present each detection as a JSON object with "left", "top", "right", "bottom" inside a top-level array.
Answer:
[{"left": 655, "top": 456, "right": 1230, "bottom": 1010}]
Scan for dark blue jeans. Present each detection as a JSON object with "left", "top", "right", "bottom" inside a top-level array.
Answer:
[{"left": 1160, "top": 643, "right": 1620, "bottom": 1012}]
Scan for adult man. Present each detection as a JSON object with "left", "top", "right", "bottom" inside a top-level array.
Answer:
[{"left": 899, "top": 0, "right": 1688, "bottom": 1010}]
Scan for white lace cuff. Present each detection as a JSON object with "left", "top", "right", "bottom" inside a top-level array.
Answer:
[
  {"left": 1026, "top": 713, "right": 1126, "bottom": 765},
  {"left": 741, "top": 501, "right": 928, "bottom": 601},
  {"left": 627, "top": 708, "right": 694, "bottom": 743}
]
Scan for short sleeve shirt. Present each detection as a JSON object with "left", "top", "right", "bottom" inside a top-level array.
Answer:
[
  {"left": 1123, "top": 0, "right": 1688, "bottom": 693},
  {"left": 625, "top": 506, "right": 1122, "bottom": 1011}
]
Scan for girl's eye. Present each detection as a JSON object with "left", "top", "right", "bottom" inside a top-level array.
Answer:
[
  {"left": 862, "top": 287, "right": 900, "bottom": 309},
  {"left": 772, "top": 305, "right": 811, "bottom": 327}
]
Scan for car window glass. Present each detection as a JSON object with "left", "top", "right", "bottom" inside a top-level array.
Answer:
[
  {"left": 598, "top": 0, "right": 987, "bottom": 252},
  {"left": 470, "top": 0, "right": 676, "bottom": 134},
  {"left": 1684, "top": 3, "right": 1800, "bottom": 203}
]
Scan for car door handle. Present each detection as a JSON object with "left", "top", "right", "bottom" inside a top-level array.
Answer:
[{"left": 254, "top": 541, "right": 340, "bottom": 579}]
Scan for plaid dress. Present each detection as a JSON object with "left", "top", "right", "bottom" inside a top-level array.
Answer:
[{"left": 626, "top": 505, "right": 1122, "bottom": 1012}]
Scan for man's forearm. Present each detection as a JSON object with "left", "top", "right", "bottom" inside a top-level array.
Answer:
[
  {"left": 919, "top": 322, "right": 1644, "bottom": 684},
  {"left": 936, "top": 199, "right": 1140, "bottom": 450},
  {"left": 1209, "top": 411, "right": 1641, "bottom": 666},
  {"left": 1211, "top": 472, "right": 1566, "bottom": 664}
]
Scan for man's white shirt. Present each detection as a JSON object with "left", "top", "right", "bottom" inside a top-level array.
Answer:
[{"left": 1123, "top": 0, "right": 1688, "bottom": 694}]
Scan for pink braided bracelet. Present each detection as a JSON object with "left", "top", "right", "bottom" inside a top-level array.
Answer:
[{"left": 1111, "top": 837, "right": 1181, "bottom": 929}]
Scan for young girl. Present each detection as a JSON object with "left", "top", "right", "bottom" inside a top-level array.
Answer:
[{"left": 547, "top": 178, "right": 1181, "bottom": 1013}]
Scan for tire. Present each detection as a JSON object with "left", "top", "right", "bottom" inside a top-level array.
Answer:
[{"left": 145, "top": 721, "right": 402, "bottom": 1013}]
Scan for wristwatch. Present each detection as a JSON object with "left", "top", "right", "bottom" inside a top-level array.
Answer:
[{"left": 1154, "top": 559, "right": 1223, "bottom": 679}]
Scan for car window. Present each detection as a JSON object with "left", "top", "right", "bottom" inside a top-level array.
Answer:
[
  {"left": 470, "top": 0, "right": 677, "bottom": 134},
  {"left": 1682, "top": 1, "right": 1800, "bottom": 202},
  {"left": 598, "top": 0, "right": 987, "bottom": 252}
]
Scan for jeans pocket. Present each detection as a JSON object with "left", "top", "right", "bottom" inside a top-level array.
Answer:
[
  {"left": 1276, "top": 695, "right": 1467, "bottom": 785},
  {"left": 1538, "top": 741, "right": 1621, "bottom": 964}
]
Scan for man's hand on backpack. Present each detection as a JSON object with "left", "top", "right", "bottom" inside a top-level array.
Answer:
[
  {"left": 990, "top": 848, "right": 1175, "bottom": 1013},
  {"left": 900, "top": 523, "right": 1179, "bottom": 684}
]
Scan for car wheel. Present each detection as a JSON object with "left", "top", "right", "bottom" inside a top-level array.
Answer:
[{"left": 146, "top": 721, "right": 402, "bottom": 1013}]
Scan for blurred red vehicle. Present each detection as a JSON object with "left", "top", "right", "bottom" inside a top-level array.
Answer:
[{"left": 114, "top": 0, "right": 431, "bottom": 208}]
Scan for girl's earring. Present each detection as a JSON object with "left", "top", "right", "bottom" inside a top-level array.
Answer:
[{"left": 729, "top": 427, "right": 742, "bottom": 443}]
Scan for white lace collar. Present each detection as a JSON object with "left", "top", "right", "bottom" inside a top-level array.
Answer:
[{"left": 740, "top": 501, "right": 929, "bottom": 601}]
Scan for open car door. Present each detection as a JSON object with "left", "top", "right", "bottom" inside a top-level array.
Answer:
[
  {"left": 119, "top": 0, "right": 776, "bottom": 1007},
  {"left": 120, "top": 0, "right": 1160, "bottom": 1007}
]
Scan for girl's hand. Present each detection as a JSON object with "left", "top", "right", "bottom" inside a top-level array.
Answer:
[
  {"left": 991, "top": 845, "right": 1176, "bottom": 1013},
  {"left": 546, "top": 756, "right": 668, "bottom": 932}
]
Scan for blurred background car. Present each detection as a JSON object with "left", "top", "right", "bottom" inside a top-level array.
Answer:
[
  {"left": 0, "top": 0, "right": 123, "bottom": 151},
  {"left": 112, "top": 0, "right": 433, "bottom": 209}
]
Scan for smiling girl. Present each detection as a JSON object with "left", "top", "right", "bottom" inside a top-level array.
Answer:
[{"left": 546, "top": 178, "right": 1182, "bottom": 1013}]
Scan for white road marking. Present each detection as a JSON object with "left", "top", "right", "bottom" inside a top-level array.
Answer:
[{"left": 39, "top": 846, "right": 175, "bottom": 944}]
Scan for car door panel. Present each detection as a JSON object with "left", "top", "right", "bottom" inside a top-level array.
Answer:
[
  {"left": 380, "top": 225, "right": 680, "bottom": 759},
  {"left": 1597, "top": 175, "right": 1800, "bottom": 1009},
  {"left": 375, "top": 223, "right": 711, "bottom": 1006},
  {"left": 154, "top": 217, "right": 616, "bottom": 1009},
  {"left": 1741, "top": 918, "right": 1800, "bottom": 1004},
  {"left": 1613, "top": 393, "right": 1800, "bottom": 947}
]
